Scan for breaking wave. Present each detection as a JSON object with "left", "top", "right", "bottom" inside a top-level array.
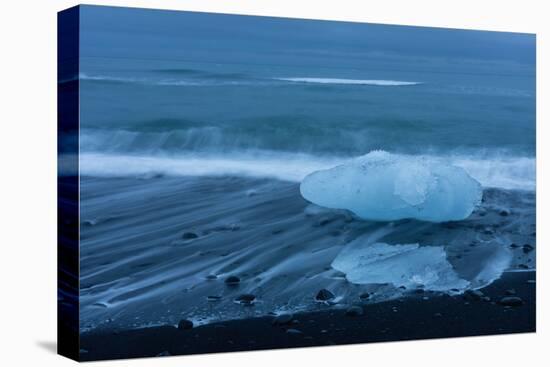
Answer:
[
  {"left": 69, "top": 151, "right": 535, "bottom": 191},
  {"left": 274, "top": 77, "right": 422, "bottom": 86}
]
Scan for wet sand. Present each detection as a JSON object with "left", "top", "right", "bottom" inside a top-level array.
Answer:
[
  {"left": 80, "top": 271, "right": 535, "bottom": 361},
  {"left": 77, "top": 175, "right": 535, "bottom": 360}
]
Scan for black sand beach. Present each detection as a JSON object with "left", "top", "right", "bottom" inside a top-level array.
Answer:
[
  {"left": 77, "top": 175, "right": 536, "bottom": 361},
  {"left": 80, "top": 271, "right": 535, "bottom": 361}
]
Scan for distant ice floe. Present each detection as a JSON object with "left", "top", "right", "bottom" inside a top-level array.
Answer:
[
  {"left": 332, "top": 242, "right": 470, "bottom": 292},
  {"left": 300, "top": 150, "right": 482, "bottom": 222},
  {"left": 274, "top": 77, "right": 421, "bottom": 86}
]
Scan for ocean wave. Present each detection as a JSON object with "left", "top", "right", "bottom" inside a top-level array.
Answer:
[
  {"left": 70, "top": 151, "right": 535, "bottom": 191},
  {"left": 274, "top": 77, "right": 422, "bottom": 86},
  {"left": 79, "top": 73, "right": 422, "bottom": 87},
  {"left": 78, "top": 73, "right": 261, "bottom": 87}
]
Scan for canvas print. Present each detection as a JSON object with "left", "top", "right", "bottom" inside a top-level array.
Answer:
[{"left": 58, "top": 5, "right": 536, "bottom": 361}]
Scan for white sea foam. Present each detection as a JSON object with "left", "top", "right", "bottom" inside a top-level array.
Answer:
[
  {"left": 77, "top": 152, "right": 342, "bottom": 183},
  {"left": 71, "top": 151, "right": 535, "bottom": 192},
  {"left": 274, "top": 77, "right": 421, "bottom": 86}
]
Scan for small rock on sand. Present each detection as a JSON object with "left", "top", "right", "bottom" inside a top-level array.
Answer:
[
  {"left": 272, "top": 314, "right": 293, "bottom": 325},
  {"left": 315, "top": 289, "right": 335, "bottom": 302},
  {"left": 464, "top": 290, "right": 484, "bottom": 301},
  {"left": 225, "top": 275, "right": 241, "bottom": 286},
  {"left": 522, "top": 244, "right": 534, "bottom": 253},
  {"left": 499, "top": 209, "right": 511, "bottom": 216},
  {"left": 178, "top": 319, "right": 194, "bottom": 330},
  {"left": 483, "top": 227, "right": 494, "bottom": 235},
  {"left": 286, "top": 328, "right": 303, "bottom": 335},
  {"left": 359, "top": 292, "right": 370, "bottom": 300},
  {"left": 317, "top": 217, "right": 335, "bottom": 227},
  {"left": 182, "top": 232, "right": 199, "bottom": 240},
  {"left": 234, "top": 294, "right": 256, "bottom": 306},
  {"left": 498, "top": 296, "right": 524, "bottom": 307},
  {"left": 345, "top": 306, "right": 364, "bottom": 317}
]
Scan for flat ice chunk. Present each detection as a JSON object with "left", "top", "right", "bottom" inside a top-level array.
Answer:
[
  {"left": 332, "top": 241, "right": 470, "bottom": 291},
  {"left": 300, "top": 151, "right": 482, "bottom": 222}
]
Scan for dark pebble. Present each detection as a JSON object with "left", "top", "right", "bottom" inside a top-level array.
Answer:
[
  {"left": 315, "top": 289, "right": 335, "bottom": 302},
  {"left": 272, "top": 314, "right": 293, "bottom": 325},
  {"left": 483, "top": 227, "right": 494, "bottom": 235},
  {"left": 510, "top": 243, "right": 519, "bottom": 249},
  {"left": 359, "top": 292, "right": 370, "bottom": 300},
  {"left": 499, "top": 209, "right": 510, "bottom": 216},
  {"left": 286, "top": 328, "right": 303, "bottom": 335},
  {"left": 318, "top": 217, "right": 334, "bottom": 226},
  {"left": 225, "top": 275, "right": 240, "bottom": 285},
  {"left": 522, "top": 244, "right": 534, "bottom": 253},
  {"left": 182, "top": 232, "right": 199, "bottom": 240},
  {"left": 207, "top": 295, "right": 222, "bottom": 302},
  {"left": 234, "top": 294, "right": 256, "bottom": 305},
  {"left": 178, "top": 319, "right": 194, "bottom": 330},
  {"left": 464, "top": 289, "right": 484, "bottom": 301},
  {"left": 345, "top": 306, "right": 364, "bottom": 317},
  {"left": 205, "top": 274, "right": 217, "bottom": 280},
  {"left": 498, "top": 296, "right": 524, "bottom": 307}
]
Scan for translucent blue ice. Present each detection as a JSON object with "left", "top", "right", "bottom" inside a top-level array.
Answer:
[
  {"left": 332, "top": 241, "right": 470, "bottom": 291},
  {"left": 300, "top": 151, "right": 482, "bottom": 222}
]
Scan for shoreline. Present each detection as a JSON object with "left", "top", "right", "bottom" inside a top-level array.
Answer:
[
  {"left": 78, "top": 175, "right": 535, "bottom": 336},
  {"left": 80, "top": 270, "right": 535, "bottom": 361}
]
